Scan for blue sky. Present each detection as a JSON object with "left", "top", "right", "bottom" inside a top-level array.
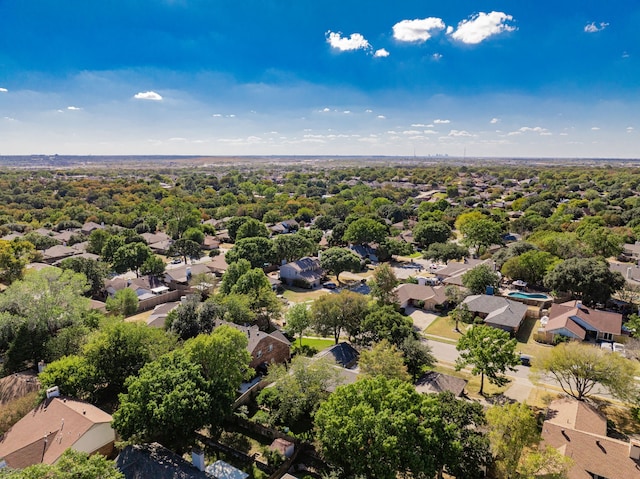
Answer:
[{"left": 0, "top": 1, "right": 638, "bottom": 157}]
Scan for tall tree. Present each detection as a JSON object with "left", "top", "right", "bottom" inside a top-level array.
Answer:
[
  {"left": 284, "top": 303, "right": 311, "bottom": 346},
  {"left": 460, "top": 218, "right": 503, "bottom": 254},
  {"left": 398, "top": 336, "right": 436, "bottom": 381},
  {"left": 273, "top": 233, "right": 317, "bottom": 264},
  {"left": 359, "top": 305, "right": 413, "bottom": 347},
  {"left": 311, "top": 290, "right": 369, "bottom": 344},
  {"left": 462, "top": 263, "right": 501, "bottom": 295},
  {"left": 112, "top": 242, "right": 152, "bottom": 276},
  {"left": 544, "top": 257, "right": 625, "bottom": 305},
  {"left": 0, "top": 239, "right": 36, "bottom": 284},
  {"left": 367, "top": 263, "right": 398, "bottom": 305},
  {"left": 534, "top": 341, "right": 638, "bottom": 401},
  {"left": 235, "top": 218, "right": 270, "bottom": 241},
  {"left": 225, "top": 236, "right": 275, "bottom": 268},
  {"left": 168, "top": 238, "right": 201, "bottom": 264},
  {"left": 105, "top": 288, "right": 139, "bottom": 316},
  {"left": 485, "top": 402, "right": 539, "bottom": 479},
  {"left": 2, "top": 449, "right": 124, "bottom": 479},
  {"left": 412, "top": 221, "right": 452, "bottom": 249},
  {"left": 501, "top": 250, "right": 560, "bottom": 286},
  {"left": 319, "top": 247, "right": 361, "bottom": 285},
  {"left": 343, "top": 218, "right": 388, "bottom": 245},
  {"left": 424, "top": 242, "right": 469, "bottom": 262},
  {"left": 359, "top": 340, "right": 411, "bottom": 382},
  {"left": 314, "top": 376, "right": 444, "bottom": 479},
  {"left": 455, "top": 325, "right": 519, "bottom": 395},
  {"left": 59, "top": 256, "right": 109, "bottom": 297}
]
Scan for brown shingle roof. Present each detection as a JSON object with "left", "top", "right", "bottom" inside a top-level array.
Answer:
[
  {"left": 542, "top": 398, "right": 640, "bottom": 479},
  {"left": 0, "top": 397, "right": 114, "bottom": 469},
  {"left": 545, "top": 301, "right": 622, "bottom": 337}
]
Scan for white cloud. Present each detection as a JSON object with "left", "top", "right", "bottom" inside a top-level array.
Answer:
[
  {"left": 434, "top": 119, "right": 450, "bottom": 124},
  {"left": 374, "top": 48, "right": 390, "bottom": 58},
  {"left": 411, "top": 124, "right": 427, "bottom": 127},
  {"left": 450, "top": 11, "right": 515, "bottom": 45},
  {"left": 377, "top": 115, "right": 386, "bottom": 119},
  {"left": 326, "top": 31, "right": 370, "bottom": 51},
  {"left": 448, "top": 129, "right": 473, "bottom": 137},
  {"left": 423, "top": 130, "right": 437, "bottom": 135},
  {"left": 591, "top": 126, "right": 600, "bottom": 131},
  {"left": 622, "top": 52, "right": 630, "bottom": 58},
  {"left": 392, "top": 17, "right": 446, "bottom": 43},
  {"left": 365, "top": 109, "right": 373, "bottom": 113},
  {"left": 212, "top": 114, "right": 222, "bottom": 117},
  {"left": 584, "top": 22, "right": 609, "bottom": 33},
  {"left": 627, "top": 126, "right": 634, "bottom": 132},
  {"left": 402, "top": 130, "right": 423, "bottom": 135},
  {"left": 508, "top": 126, "right": 550, "bottom": 136},
  {"left": 0, "top": 88, "right": 7, "bottom": 93},
  {"left": 321, "top": 107, "right": 331, "bottom": 112},
  {"left": 134, "top": 91, "right": 163, "bottom": 101},
  {"left": 432, "top": 53, "right": 443, "bottom": 61},
  {"left": 446, "top": 26, "right": 454, "bottom": 35},
  {"left": 67, "top": 106, "right": 81, "bottom": 111},
  {"left": 343, "top": 110, "right": 351, "bottom": 114},
  {"left": 490, "top": 117, "right": 500, "bottom": 124}
]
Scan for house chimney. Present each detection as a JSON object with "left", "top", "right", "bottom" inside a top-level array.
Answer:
[
  {"left": 630, "top": 439, "right": 640, "bottom": 460},
  {"left": 576, "top": 300, "right": 582, "bottom": 309},
  {"left": 417, "top": 277, "right": 426, "bottom": 286},
  {"left": 46, "top": 386, "right": 60, "bottom": 399},
  {"left": 628, "top": 267, "right": 632, "bottom": 279},
  {"left": 191, "top": 449, "right": 205, "bottom": 472}
]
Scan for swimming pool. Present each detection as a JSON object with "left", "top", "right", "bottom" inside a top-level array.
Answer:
[{"left": 507, "top": 292, "right": 551, "bottom": 300}]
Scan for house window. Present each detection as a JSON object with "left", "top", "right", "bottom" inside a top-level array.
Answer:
[
  {"left": 268, "top": 344, "right": 273, "bottom": 352},
  {"left": 601, "top": 332, "right": 613, "bottom": 341},
  {"left": 589, "top": 473, "right": 609, "bottom": 479},
  {"left": 256, "top": 350, "right": 262, "bottom": 358}
]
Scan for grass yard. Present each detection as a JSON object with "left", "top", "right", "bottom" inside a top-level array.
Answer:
[
  {"left": 431, "top": 364, "right": 511, "bottom": 399},
  {"left": 281, "top": 286, "right": 329, "bottom": 303},
  {"left": 124, "top": 310, "right": 152, "bottom": 323},
  {"left": 299, "top": 337, "right": 335, "bottom": 351},
  {"left": 515, "top": 317, "right": 554, "bottom": 357},
  {"left": 424, "top": 315, "right": 466, "bottom": 343}
]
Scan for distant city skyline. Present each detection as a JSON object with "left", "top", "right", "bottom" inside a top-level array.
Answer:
[{"left": 0, "top": 1, "right": 638, "bottom": 158}]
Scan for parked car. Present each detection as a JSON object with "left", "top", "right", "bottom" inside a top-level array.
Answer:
[
  {"left": 519, "top": 354, "right": 532, "bottom": 367},
  {"left": 322, "top": 281, "right": 337, "bottom": 290}
]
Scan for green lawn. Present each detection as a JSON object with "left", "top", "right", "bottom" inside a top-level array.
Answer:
[
  {"left": 281, "top": 286, "right": 329, "bottom": 303},
  {"left": 424, "top": 315, "right": 467, "bottom": 343},
  {"left": 299, "top": 337, "right": 335, "bottom": 351},
  {"left": 515, "top": 317, "right": 554, "bottom": 357}
]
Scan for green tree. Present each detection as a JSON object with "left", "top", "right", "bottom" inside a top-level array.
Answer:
[
  {"left": 343, "top": 218, "right": 388, "bottom": 245},
  {"left": 162, "top": 197, "right": 201, "bottom": 239},
  {"left": 284, "top": 303, "right": 311, "bottom": 346},
  {"left": 235, "top": 218, "right": 270, "bottom": 241},
  {"left": 413, "top": 221, "right": 452, "bottom": 249},
  {"left": 83, "top": 320, "right": 175, "bottom": 397},
  {"left": 105, "top": 288, "right": 139, "bottom": 316},
  {"left": 37, "top": 355, "right": 96, "bottom": 401},
  {"left": 319, "top": 247, "right": 361, "bottom": 285},
  {"left": 501, "top": 250, "right": 560, "bottom": 286},
  {"left": 462, "top": 263, "right": 501, "bottom": 295},
  {"left": 257, "top": 356, "right": 340, "bottom": 424},
  {"left": 367, "top": 263, "right": 398, "bottom": 305},
  {"left": 112, "top": 349, "right": 214, "bottom": 452},
  {"left": 576, "top": 225, "right": 624, "bottom": 258},
  {"left": 225, "top": 236, "right": 275, "bottom": 268},
  {"left": 460, "top": 218, "right": 503, "bottom": 254},
  {"left": 87, "top": 228, "right": 110, "bottom": 255},
  {"left": 314, "top": 376, "right": 442, "bottom": 479},
  {"left": 450, "top": 302, "right": 473, "bottom": 332},
  {"left": 183, "top": 226, "right": 205, "bottom": 245},
  {"left": 168, "top": 238, "right": 201, "bottom": 264},
  {"left": 424, "top": 242, "right": 469, "bottom": 262},
  {"left": 359, "top": 305, "right": 413, "bottom": 347},
  {"left": 486, "top": 402, "right": 539, "bottom": 479},
  {"left": 398, "top": 336, "right": 436, "bottom": 381},
  {"left": 112, "top": 242, "right": 152, "bottom": 276},
  {"left": 225, "top": 216, "right": 251, "bottom": 242},
  {"left": 0, "top": 239, "right": 36, "bottom": 284},
  {"left": 311, "top": 290, "right": 369, "bottom": 344},
  {"left": 0, "top": 268, "right": 89, "bottom": 373},
  {"left": 59, "top": 256, "right": 109, "bottom": 297},
  {"left": 359, "top": 339, "right": 411, "bottom": 381},
  {"left": 219, "top": 259, "right": 251, "bottom": 295},
  {"left": 273, "top": 233, "right": 317, "bottom": 264},
  {"left": 534, "top": 341, "right": 638, "bottom": 401},
  {"left": 544, "top": 257, "right": 626, "bottom": 305},
  {"left": 0, "top": 448, "right": 124, "bottom": 479},
  {"left": 139, "top": 254, "right": 165, "bottom": 277},
  {"left": 455, "top": 325, "right": 519, "bottom": 395},
  {"left": 100, "top": 235, "right": 125, "bottom": 263}
]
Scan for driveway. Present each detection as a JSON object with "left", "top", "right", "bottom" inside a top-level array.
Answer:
[{"left": 405, "top": 307, "right": 439, "bottom": 332}]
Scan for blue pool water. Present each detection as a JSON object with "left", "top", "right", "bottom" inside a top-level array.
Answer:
[{"left": 508, "top": 292, "right": 550, "bottom": 300}]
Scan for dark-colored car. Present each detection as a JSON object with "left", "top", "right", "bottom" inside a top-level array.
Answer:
[{"left": 322, "top": 281, "right": 337, "bottom": 289}]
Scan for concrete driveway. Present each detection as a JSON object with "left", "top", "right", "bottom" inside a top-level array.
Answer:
[{"left": 405, "top": 307, "right": 439, "bottom": 332}]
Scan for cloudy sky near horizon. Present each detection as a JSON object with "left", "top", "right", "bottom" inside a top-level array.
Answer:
[{"left": 0, "top": 1, "right": 638, "bottom": 158}]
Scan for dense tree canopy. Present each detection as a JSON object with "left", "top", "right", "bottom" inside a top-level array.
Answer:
[
  {"left": 319, "top": 247, "right": 361, "bottom": 285},
  {"left": 310, "top": 290, "right": 368, "bottom": 344}
]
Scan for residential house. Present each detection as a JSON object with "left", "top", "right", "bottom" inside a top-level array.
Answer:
[
  {"left": 104, "top": 275, "right": 165, "bottom": 299},
  {"left": 0, "top": 371, "right": 39, "bottom": 407},
  {"left": 609, "top": 261, "right": 640, "bottom": 288},
  {"left": 315, "top": 342, "right": 359, "bottom": 369},
  {"left": 41, "top": 244, "right": 77, "bottom": 264},
  {"left": 435, "top": 258, "right": 494, "bottom": 287},
  {"left": 202, "top": 235, "right": 220, "bottom": 250},
  {"left": 415, "top": 371, "right": 467, "bottom": 397},
  {"left": 212, "top": 320, "right": 291, "bottom": 371},
  {"left": 542, "top": 397, "right": 640, "bottom": 479},
  {"left": 621, "top": 242, "right": 640, "bottom": 261},
  {"left": 269, "top": 438, "right": 295, "bottom": 458},
  {"left": 0, "top": 392, "right": 115, "bottom": 469},
  {"left": 462, "top": 294, "right": 528, "bottom": 334},
  {"left": 81, "top": 221, "right": 103, "bottom": 235},
  {"left": 395, "top": 283, "right": 447, "bottom": 310},
  {"left": 207, "top": 254, "right": 229, "bottom": 277},
  {"left": 279, "top": 256, "right": 323, "bottom": 288},
  {"left": 543, "top": 300, "right": 623, "bottom": 342},
  {"left": 52, "top": 229, "right": 79, "bottom": 244},
  {"left": 164, "top": 263, "right": 213, "bottom": 290},
  {"left": 115, "top": 443, "right": 210, "bottom": 479},
  {"left": 141, "top": 231, "right": 172, "bottom": 245},
  {"left": 146, "top": 302, "right": 180, "bottom": 328}
]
